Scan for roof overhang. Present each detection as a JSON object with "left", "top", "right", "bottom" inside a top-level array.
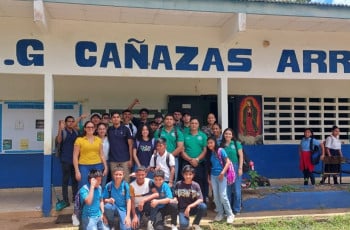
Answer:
[{"left": 40, "top": 0, "right": 350, "bottom": 19}]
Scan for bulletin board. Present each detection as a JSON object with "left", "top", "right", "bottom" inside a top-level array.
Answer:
[{"left": 1, "top": 101, "right": 80, "bottom": 153}]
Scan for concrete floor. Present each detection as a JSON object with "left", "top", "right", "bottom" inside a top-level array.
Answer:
[{"left": 0, "top": 178, "right": 349, "bottom": 229}]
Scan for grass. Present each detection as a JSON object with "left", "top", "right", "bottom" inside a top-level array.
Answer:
[{"left": 205, "top": 214, "right": 350, "bottom": 230}]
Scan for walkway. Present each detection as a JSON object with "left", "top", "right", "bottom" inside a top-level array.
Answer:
[{"left": 0, "top": 178, "right": 349, "bottom": 229}]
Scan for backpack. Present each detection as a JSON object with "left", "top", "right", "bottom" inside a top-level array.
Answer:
[
  {"left": 54, "top": 129, "right": 78, "bottom": 157},
  {"left": 233, "top": 140, "right": 250, "bottom": 173},
  {"left": 217, "top": 148, "right": 236, "bottom": 185},
  {"left": 310, "top": 137, "right": 321, "bottom": 165},
  {"left": 153, "top": 153, "right": 171, "bottom": 170},
  {"left": 73, "top": 184, "right": 89, "bottom": 221}
]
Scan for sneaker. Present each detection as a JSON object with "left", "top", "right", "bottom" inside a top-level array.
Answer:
[
  {"left": 147, "top": 220, "right": 154, "bottom": 230},
  {"left": 71, "top": 214, "right": 80, "bottom": 226},
  {"left": 214, "top": 214, "right": 224, "bottom": 221},
  {"left": 171, "top": 224, "right": 178, "bottom": 230},
  {"left": 227, "top": 214, "right": 235, "bottom": 224},
  {"left": 192, "top": 224, "right": 202, "bottom": 230}
]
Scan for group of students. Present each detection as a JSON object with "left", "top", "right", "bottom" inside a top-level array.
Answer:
[
  {"left": 78, "top": 163, "right": 206, "bottom": 230},
  {"left": 55, "top": 99, "right": 245, "bottom": 229},
  {"left": 299, "top": 125, "right": 344, "bottom": 185}
]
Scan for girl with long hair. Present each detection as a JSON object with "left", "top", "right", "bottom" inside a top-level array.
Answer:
[
  {"left": 220, "top": 128, "right": 243, "bottom": 215},
  {"left": 133, "top": 124, "right": 155, "bottom": 178},
  {"left": 207, "top": 137, "right": 235, "bottom": 224}
]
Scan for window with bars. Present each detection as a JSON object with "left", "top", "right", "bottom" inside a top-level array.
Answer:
[{"left": 263, "top": 97, "right": 350, "bottom": 143}]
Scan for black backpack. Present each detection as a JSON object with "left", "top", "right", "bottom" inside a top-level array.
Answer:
[
  {"left": 310, "top": 137, "right": 321, "bottom": 165},
  {"left": 153, "top": 153, "right": 171, "bottom": 170},
  {"left": 54, "top": 129, "right": 78, "bottom": 157}
]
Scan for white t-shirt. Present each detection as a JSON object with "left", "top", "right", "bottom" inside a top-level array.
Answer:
[
  {"left": 325, "top": 135, "right": 341, "bottom": 150},
  {"left": 149, "top": 151, "right": 175, "bottom": 182},
  {"left": 130, "top": 178, "right": 151, "bottom": 206},
  {"left": 102, "top": 137, "right": 110, "bottom": 161}
]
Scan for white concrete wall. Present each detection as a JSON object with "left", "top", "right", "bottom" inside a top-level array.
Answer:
[{"left": 1, "top": 17, "right": 350, "bottom": 111}]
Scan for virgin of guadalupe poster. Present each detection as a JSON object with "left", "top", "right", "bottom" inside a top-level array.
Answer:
[{"left": 236, "top": 95, "right": 263, "bottom": 145}]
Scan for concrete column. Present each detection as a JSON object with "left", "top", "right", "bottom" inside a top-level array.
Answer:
[
  {"left": 42, "top": 73, "right": 54, "bottom": 217},
  {"left": 217, "top": 77, "right": 228, "bottom": 129}
]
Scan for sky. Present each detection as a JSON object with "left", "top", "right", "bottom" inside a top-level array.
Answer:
[{"left": 311, "top": 0, "right": 350, "bottom": 4}]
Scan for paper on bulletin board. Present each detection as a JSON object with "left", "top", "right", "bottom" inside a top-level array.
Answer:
[
  {"left": 37, "top": 131, "right": 44, "bottom": 141},
  {"left": 20, "top": 139, "right": 29, "bottom": 150},
  {"left": 3, "top": 139, "right": 12, "bottom": 150}
]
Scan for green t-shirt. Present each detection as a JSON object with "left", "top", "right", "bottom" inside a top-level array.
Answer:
[
  {"left": 154, "top": 127, "right": 184, "bottom": 154},
  {"left": 182, "top": 126, "right": 190, "bottom": 135},
  {"left": 224, "top": 140, "right": 242, "bottom": 163},
  {"left": 184, "top": 131, "right": 207, "bottom": 158}
]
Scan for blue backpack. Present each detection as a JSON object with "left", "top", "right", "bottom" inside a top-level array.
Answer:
[
  {"left": 73, "top": 185, "right": 88, "bottom": 220},
  {"left": 74, "top": 185, "right": 102, "bottom": 220}
]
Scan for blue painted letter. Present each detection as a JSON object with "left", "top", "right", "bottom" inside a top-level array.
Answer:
[
  {"left": 202, "top": 48, "right": 224, "bottom": 71},
  {"left": 16, "top": 39, "right": 44, "bottom": 66},
  {"left": 176, "top": 46, "right": 198, "bottom": 71},
  {"left": 75, "top": 41, "right": 97, "bottom": 67},
  {"left": 303, "top": 50, "right": 327, "bottom": 73},
  {"left": 227, "top": 48, "right": 252, "bottom": 72},
  {"left": 329, "top": 51, "right": 350, "bottom": 73},
  {"left": 152, "top": 45, "right": 172, "bottom": 70},
  {"left": 100, "top": 43, "right": 121, "bottom": 68},
  {"left": 277, "top": 50, "right": 300, "bottom": 72}
]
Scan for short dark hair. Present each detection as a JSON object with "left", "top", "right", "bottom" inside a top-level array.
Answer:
[
  {"left": 164, "top": 113, "right": 174, "bottom": 119},
  {"left": 65, "top": 115, "right": 74, "bottom": 122},
  {"left": 139, "top": 108, "right": 149, "bottom": 114},
  {"left": 88, "top": 169, "right": 103, "bottom": 180},
  {"left": 135, "top": 165, "right": 147, "bottom": 172},
  {"left": 153, "top": 169, "right": 165, "bottom": 179},
  {"left": 154, "top": 112, "right": 163, "bottom": 119},
  {"left": 102, "top": 113, "right": 110, "bottom": 118},
  {"left": 150, "top": 120, "right": 157, "bottom": 125},
  {"left": 156, "top": 137, "right": 167, "bottom": 145},
  {"left": 90, "top": 113, "right": 101, "bottom": 120},
  {"left": 112, "top": 166, "right": 124, "bottom": 174},
  {"left": 332, "top": 125, "right": 339, "bottom": 131},
  {"left": 182, "top": 165, "right": 195, "bottom": 174},
  {"left": 122, "top": 109, "right": 132, "bottom": 114},
  {"left": 111, "top": 111, "right": 121, "bottom": 116}
]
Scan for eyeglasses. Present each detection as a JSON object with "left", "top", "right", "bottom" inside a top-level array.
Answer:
[{"left": 85, "top": 126, "right": 95, "bottom": 129}]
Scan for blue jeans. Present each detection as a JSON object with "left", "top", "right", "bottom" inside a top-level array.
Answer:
[
  {"left": 211, "top": 174, "right": 233, "bottom": 217},
  {"left": 149, "top": 203, "right": 178, "bottom": 229},
  {"left": 227, "top": 162, "right": 242, "bottom": 213},
  {"left": 81, "top": 216, "right": 108, "bottom": 230},
  {"left": 78, "top": 163, "right": 104, "bottom": 189},
  {"left": 179, "top": 203, "right": 207, "bottom": 228},
  {"left": 104, "top": 203, "right": 131, "bottom": 230}
]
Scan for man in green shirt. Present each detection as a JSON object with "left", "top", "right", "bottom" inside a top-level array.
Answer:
[{"left": 182, "top": 118, "right": 208, "bottom": 202}]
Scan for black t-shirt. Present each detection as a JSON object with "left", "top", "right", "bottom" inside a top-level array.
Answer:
[{"left": 174, "top": 180, "right": 203, "bottom": 211}]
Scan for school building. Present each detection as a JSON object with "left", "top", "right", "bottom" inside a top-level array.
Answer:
[{"left": 1, "top": 0, "right": 350, "bottom": 216}]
